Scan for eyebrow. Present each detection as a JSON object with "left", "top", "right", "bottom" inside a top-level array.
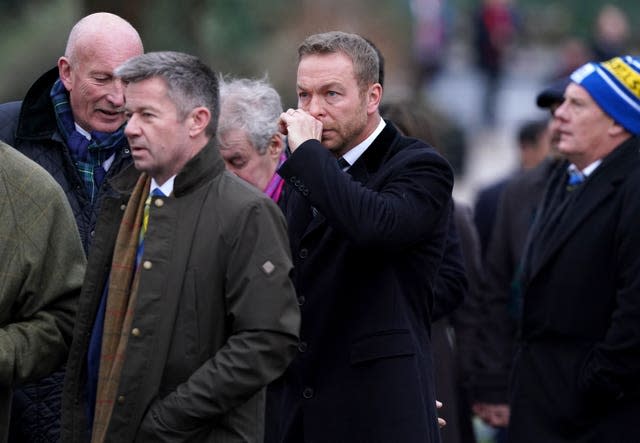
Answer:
[
  {"left": 125, "top": 105, "right": 160, "bottom": 114},
  {"left": 297, "top": 81, "right": 343, "bottom": 91},
  {"left": 89, "top": 69, "right": 113, "bottom": 77}
]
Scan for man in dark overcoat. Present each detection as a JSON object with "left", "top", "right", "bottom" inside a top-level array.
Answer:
[
  {"left": 266, "top": 31, "right": 455, "bottom": 443},
  {"left": 508, "top": 55, "right": 640, "bottom": 442},
  {"left": 61, "top": 51, "right": 300, "bottom": 443}
]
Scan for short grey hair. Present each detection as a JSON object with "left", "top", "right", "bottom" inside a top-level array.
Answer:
[
  {"left": 218, "top": 76, "right": 283, "bottom": 155},
  {"left": 115, "top": 51, "right": 219, "bottom": 137},
  {"left": 298, "top": 31, "right": 380, "bottom": 92}
]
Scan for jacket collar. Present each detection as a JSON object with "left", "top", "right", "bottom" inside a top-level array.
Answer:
[
  {"left": 16, "top": 67, "right": 60, "bottom": 140},
  {"left": 347, "top": 119, "right": 401, "bottom": 184},
  {"left": 527, "top": 135, "right": 639, "bottom": 280},
  {"left": 110, "top": 139, "right": 226, "bottom": 198}
]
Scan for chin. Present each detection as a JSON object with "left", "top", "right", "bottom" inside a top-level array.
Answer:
[
  {"left": 93, "top": 120, "right": 126, "bottom": 133},
  {"left": 557, "top": 146, "right": 575, "bottom": 157}
]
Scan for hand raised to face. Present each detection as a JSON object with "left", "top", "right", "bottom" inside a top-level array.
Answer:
[{"left": 278, "top": 108, "right": 323, "bottom": 152}]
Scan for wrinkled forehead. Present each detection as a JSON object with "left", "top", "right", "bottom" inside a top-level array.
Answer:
[
  {"left": 218, "top": 128, "right": 255, "bottom": 150},
  {"left": 296, "top": 52, "right": 358, "bottom": 87},
  {"left": 72, "top": 32, "right": 142, "bottom": 68}
]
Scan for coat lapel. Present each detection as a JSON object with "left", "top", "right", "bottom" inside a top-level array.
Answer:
[
  {"left": 527, "top": 138, "right": 637, "bottom": 281},
  {"left": 527, "top": 178, "right": 615, "bottom": 280},
  {"left": 298, "top": 122, "right": 400, "bottom": 238}
]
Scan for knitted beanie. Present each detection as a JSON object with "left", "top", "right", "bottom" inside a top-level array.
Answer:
[{"left": 570, "top": 55, "right": 640, "bottom": 135}]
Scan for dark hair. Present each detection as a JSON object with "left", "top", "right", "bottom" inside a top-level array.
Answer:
[
  {"left": 518, "top": 119, "right": 548, "bottom": 147},
  {"left": 115, "top": 51, "right": 220, "bottom": 137}
]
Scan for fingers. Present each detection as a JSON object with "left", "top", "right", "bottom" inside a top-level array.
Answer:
[
  {"left": 278, "top": 113, "right": 289, "bottom": 135},
  {"left": 472, "top": 403, "right": 510, "bottom": 427},
  {"left": 278, "top": 108, "right": 322, "bottom": 153},
  {"left": 435, "top": 400, "right": 446, "bottom": 428},
  {"left": 278, "top": 108, "right": 300, "bottom": 134}
]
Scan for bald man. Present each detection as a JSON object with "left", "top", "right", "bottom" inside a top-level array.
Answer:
[{"left": 0, "top": 12, "right": 143, "bottom": 442}]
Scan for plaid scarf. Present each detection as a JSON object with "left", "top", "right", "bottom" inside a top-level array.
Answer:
[
  {"left": 92, "top": 174, "right": 151, "bottom": 443},
  {"left": 50, "top": 79, "right": 126, "bottom": 203}
]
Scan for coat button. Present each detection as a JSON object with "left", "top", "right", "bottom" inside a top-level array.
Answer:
[
  {"left": 298, "top": 341, "right": 308, "bottom": 353},
  {"left": 297, "top": 296, "right": 305, "bottom": 306},
  {"left": 143, "top": 260, "right": 152, "bottom": 270},
  {"left": 131, "top": 327, "right": 141, "bottom": 337},
  {"left": 90, "top": 230, "right": 95, "bottom": 237},
  {"left": 299, "top": 248, "right": 308, "bottom": 259},
  {"left": 120, "top": 204, "right": 126, "bottom": 211},
  {"left": 302, "top": 387, "right": 314, "bottom": 399},
  {"left": 154, "top": 198, "right": 164, "bottom": 208},
  {"left": 117, "top": 395, "right": 126, "bottom": 404}
]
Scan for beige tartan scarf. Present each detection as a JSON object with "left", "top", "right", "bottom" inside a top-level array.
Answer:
[{"left": 92, "top": 173, "right": 151, "bottom": 442}]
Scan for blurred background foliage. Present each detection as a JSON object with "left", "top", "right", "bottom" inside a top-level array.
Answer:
[{"left": 0, "top": 0, "right": 638, "bottom": 107}]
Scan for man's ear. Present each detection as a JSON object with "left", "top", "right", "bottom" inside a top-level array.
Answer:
[
  {"left": 366, "top": 83, "right": 382, "bottom": 115},
  {"left": 189, "top": 107, "right": 211, "bottom": 137},
  {"left": 608, "top": 120, "right": 627, "bottom": 137},
  {"left": 267, "top": 133, "right": 284, "bottom": 159},
  {"left": 58, "top": 56, "right": 73, "bottom": 91}
]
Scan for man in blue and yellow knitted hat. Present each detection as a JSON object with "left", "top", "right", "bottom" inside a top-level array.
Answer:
[{"left": 507, "top": 55, "right": 640, "bottom": 443}]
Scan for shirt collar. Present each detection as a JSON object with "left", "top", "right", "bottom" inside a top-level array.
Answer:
[
  {"left": 341, "top": 118, "right": 386, "bottom": 168},
  {"left": 151, "top": 175, "right": 176, "bottom": 196},
  {"left": 568, "top": 159, "right": 602, "bottom": 178},
  {"left": 74, "top": 122, "right": 91, "bottom": 140}
]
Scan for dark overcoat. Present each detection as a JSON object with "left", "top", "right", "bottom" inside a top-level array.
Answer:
[
  {"left": 471, "top": 157, "right": 560, "bottom": 404},
  {"left": 0, "top": 67, "right": 132, "bottom": 443},
  {"left": 267, "top": 122, "right": 454, "bottom": 443},
  {"left": 508, "top": 136, "right": 640, "bottom": 442},
  {"left": 61, "top": 143, "right": 300, "bottom": 442}
]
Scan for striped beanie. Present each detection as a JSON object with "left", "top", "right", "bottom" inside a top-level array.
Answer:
[{"left": 570, "top": 55, "right": 640, "bottom": 135}]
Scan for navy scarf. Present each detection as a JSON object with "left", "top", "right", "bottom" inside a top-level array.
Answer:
[{"left": 51, "top": 79, "right": 126, "bottom": 203}]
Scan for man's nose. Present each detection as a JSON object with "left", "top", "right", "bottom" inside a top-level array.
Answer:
[
  {"left": 107, "top": 78, "right": 125, "bottom": 107},
  {"left": 124, "top": 114, "right": 139, "bottom": 136},
  {"left": 554, "top": 101, "right": 569, "bottom": 120},
  {"left": 305, "top": 96, "right": 324, "bottom": 117}
]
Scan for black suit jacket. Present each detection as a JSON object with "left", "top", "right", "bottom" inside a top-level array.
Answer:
[
  {"left": 473, "top": 176, "right": 510, "bottom": 259},
  {"left": 471, "top": 157, "right": 560, "bottom": 403},
  {"left": 267, "top": 121, "right": 454, "bottom": 442},
  {"left": 508, "top": 136, "right": 640, "bottom": 442}
]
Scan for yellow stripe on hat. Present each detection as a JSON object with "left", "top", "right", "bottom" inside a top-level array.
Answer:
[{"left": 602, "top": 57, "right": 640, "bottom": 99}]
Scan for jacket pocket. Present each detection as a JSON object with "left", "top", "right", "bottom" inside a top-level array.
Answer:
[{"left": 350, "top": 329, "right": 415, "bottom": 365}]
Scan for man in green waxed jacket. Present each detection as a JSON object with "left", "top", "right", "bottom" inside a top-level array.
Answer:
[
  {"left": 0, "top": 141, "right": 86, "bottom": 443},
  {"left": 61, "top": 51, "right": 300, "bottom": 443}
]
